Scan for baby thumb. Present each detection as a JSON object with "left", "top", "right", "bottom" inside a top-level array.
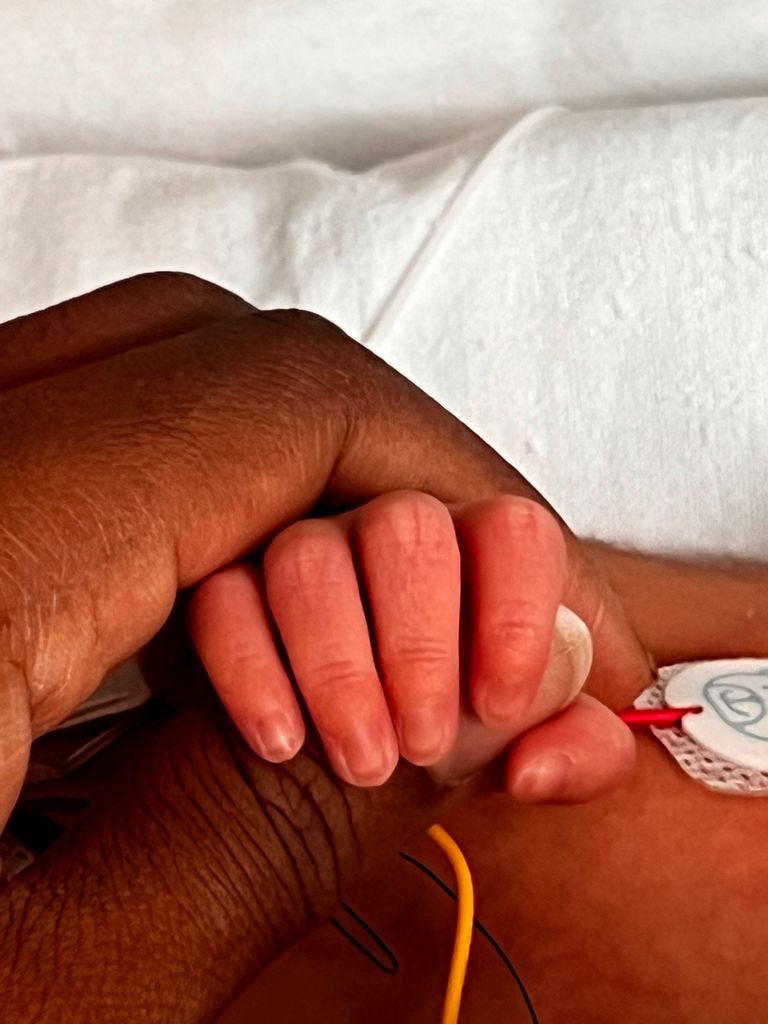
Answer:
[{"left": 429, "top": 605, "right": 592, "bottom": 787}]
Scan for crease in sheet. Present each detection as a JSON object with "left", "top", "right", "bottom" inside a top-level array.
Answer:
[{"left": 362, "top": 106, "right": 565, "bottom": 350}]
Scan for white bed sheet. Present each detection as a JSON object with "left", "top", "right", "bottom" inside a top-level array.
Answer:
[
  {"left": 3, "top": 99, "right": 767, "bottom": 560},
  {"left": 2, "top": 4, "right": 768, "bottom": 561},
  {"left": 1, "top": 0, "right": 768, "bottom": 169}
]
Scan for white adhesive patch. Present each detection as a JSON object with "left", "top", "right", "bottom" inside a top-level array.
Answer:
[
  {"left": 636, "top": 662, "right": 768, "bottom": 795},
  {"left": 665, "top": 659, "right": 768, "bottom": 772}
]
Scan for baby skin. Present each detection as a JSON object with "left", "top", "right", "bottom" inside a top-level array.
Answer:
[
  {"left": 4, "top": 275, "right": 766, "bottom": 1022},
  {"left": 194, "top": 497, "right": 768, "bottom": 1024},
  {"left": 190, "top": 490, "right": 637, "bottom": 802}
]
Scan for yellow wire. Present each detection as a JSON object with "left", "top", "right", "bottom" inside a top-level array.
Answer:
[{"left": 427, "top": 823, "right": 475, "bottom": 1024}]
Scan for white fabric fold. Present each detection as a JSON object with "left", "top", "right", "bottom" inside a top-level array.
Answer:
[
  {"left": 4, "top": 98, "right": 768, "bottom": 558},
  {"left": 1, "top": 1, "right": 767, "bottom": 169}
]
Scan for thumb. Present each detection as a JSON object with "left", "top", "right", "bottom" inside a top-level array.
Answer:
[{"left": 429, "top": 606, "right": 592, "bottom": 786}]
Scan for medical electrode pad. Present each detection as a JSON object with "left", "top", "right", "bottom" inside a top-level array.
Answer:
[{"left": 635, "top": 659, "right": 768, "bottom": 795}]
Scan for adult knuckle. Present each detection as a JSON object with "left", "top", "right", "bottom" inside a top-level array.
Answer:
[
  {"left": 278, "top": 308, "right": 335, "bottom": 332},
  {"left": 251, "top": 307, "right": 347, "bottom": 345},
  {"left": 221, "top": 650, "right": 269, "bottom": 685}
]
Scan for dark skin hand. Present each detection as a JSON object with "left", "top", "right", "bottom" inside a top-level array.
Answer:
[
  {"left": 4, "top": 274, "right": 768, "bottom": 1021},
  {"left": 0, "top": 271, "right": 651, "bottom": 829},
  {"left": 6, "top": 550, "right": 768, "bottom": 1024},
  {"left": 2, "top": 701, "right": 441, "bottom": 1022},
  {"left": 0, "top": 271, "right": 651, "bottom": 1022}
]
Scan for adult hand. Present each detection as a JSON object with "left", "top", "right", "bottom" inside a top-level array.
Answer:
[
  {"left": 4, "top": 547, "right": 767, "bottom": 1024},
  {"left": 0, "top": 272, "right": 650, "bottom": 833}
]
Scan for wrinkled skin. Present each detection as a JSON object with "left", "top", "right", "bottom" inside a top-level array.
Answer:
[
  {"left": 0, "top": 271, "right": 651, "bottom": 828},
  {"left": 2, "top": 274, "right": 768, "bottom": 1022},
  {"left": 190, "top": 491, "right": 637, "bottom": 799}
]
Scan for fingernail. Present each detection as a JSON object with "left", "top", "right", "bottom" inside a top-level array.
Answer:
[
  {"left": 546, "top": 606, "right": 593, "bottom": 708},
  {"left": 249, "top": 712, "right": 302, "bottom": 762},
  {"left": 399, "top": 706, "right": 451, "bottom": 765},
  {"left": 526, "top": 606, "right": 593, "bottom": 725},
  {"left": 509, "top": 751, "right": 572, "bottom": 802},
  {"left": 480, "top": 680, "right": 529, "bottom": 723},
  {"left": 336, "top": 723, "right": 397, "bottom": 786}
]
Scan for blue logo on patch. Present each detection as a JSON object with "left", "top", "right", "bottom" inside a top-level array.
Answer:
[{"left": 704, "top": 670, "right": 768, "bottom": 741}]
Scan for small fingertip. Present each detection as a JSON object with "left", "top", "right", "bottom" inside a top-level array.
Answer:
[
  {"left": 332, "top": 722, "right": 399, "bottom": 787},
  {"left": 473, "top": 678, "right": 530, "bottom": 728},
  {"left": 243, "top": 711, "right": 305, "bottom": 764},
  {"left": 472, "top": 608, "right": 593, "bottom": 730},
  {"left": 398, "top": 706, "right": 456, "bottom": 767},
  {"left": 507, "top": 751, "right": 573, "bottom": 802},
  {"left": 506, "top": 736, "right": 636, "bottom": 805}
]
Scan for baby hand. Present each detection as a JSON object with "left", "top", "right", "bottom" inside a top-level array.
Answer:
[{"left": 190, "top": 491, "right": 633, "bottom": 795}]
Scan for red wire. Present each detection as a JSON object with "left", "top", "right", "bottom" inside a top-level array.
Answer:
[{"left": 617, "top": 705, "right": 702, "bottom": 728}]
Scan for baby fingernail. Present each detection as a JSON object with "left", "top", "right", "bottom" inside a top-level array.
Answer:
[
  {"left": 480, "top": 682, "right": 526, "bottom": 723},
  {"left": 509, "top": 751, "right": 572, "bottom": 802},
  {"left": 250, "top": 712, "right": 302, "bottom": 762},
  {"left": 336, "top": 724, "right": 397, "bottom": 786},
  {"left": 400, "top": 706, "right": 450, "bottom": 764},
  {"left": 544, "top": 606, "right": 593, "bottom": 707}
]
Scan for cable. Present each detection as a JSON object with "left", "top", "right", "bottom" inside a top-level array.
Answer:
[
  {"left": 427, "top": 823, "right": 474, "bottom": 1024},
  {"left": 329, "top": 902, "right": 399, "bottom": 974},
  {"left": 398, "top": 851, "right": 539, "bottom": 1024},
  {"left": 330, "top": 846, "right": 540, "bottom": 1022}
]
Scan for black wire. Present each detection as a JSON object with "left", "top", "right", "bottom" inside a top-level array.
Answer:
[
  {"left": 329, "top": 850, "right": 539, "bottom": 1023},
  {"left": 398, "top": 851, "right": 539, "bottom": 1024},
  {"left": 330, "top": 902, "right": 399, "bottom": 974}
]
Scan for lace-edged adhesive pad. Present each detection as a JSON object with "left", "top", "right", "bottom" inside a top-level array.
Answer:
[{"left": 636, "top": 660, "right": 768, "bottom": 796}]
